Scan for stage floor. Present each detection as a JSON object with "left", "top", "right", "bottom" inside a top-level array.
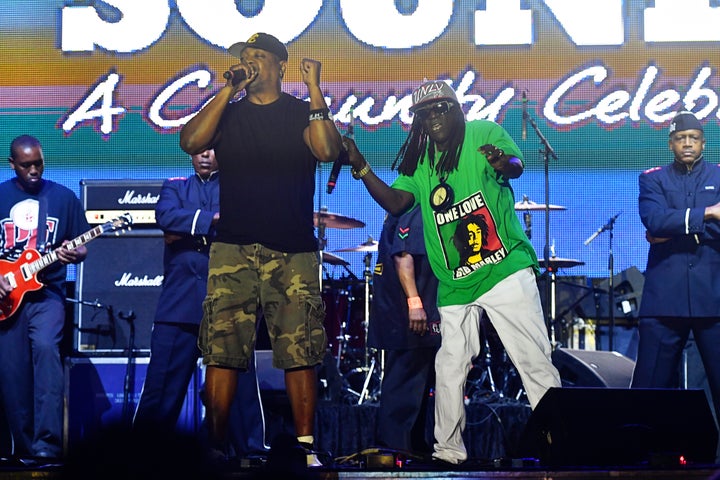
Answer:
[
  {"left": 0, "top": 461, "right": 719, "bottom": 480},
  {"left": 2, "top": 391, "right": 711, "bottom": 480},
  {"left": 3, "top": 356, "right": 719, "bottom": 480}
]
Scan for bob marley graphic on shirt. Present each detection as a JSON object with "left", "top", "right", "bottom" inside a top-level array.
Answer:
[{"left": 433, "top": 191, "right": 508, "bottom": 279}]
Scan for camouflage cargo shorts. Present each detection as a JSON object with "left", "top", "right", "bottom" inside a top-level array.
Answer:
[{"left": 198, "top": 242, "right": 327, "bottom": 370}]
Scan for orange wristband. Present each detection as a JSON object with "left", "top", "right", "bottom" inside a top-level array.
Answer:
[{"left": 407, "top": 296, "right": 423, "bottom": 309}]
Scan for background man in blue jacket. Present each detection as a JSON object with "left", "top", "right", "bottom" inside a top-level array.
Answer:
[
  {"left": 632, "top": 111, "right": 720, "bottom": 429},
  {"left": 133, "top": 149, "right": 268, "bottom": 459}
]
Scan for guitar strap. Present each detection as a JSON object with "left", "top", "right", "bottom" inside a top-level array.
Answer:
[{"left": 36, "top": 182, "right": 49, "bottom": 253}]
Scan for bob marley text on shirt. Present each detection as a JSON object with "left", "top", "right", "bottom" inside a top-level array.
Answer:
[{"left": 433, "top": 192, "right": 508, "bottom": 279}]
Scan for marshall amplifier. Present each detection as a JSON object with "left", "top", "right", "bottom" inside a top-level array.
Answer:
[
  {"left": 81, "top": 179, "right": 164, "bottom": 226},
  {"left": 74, "top": 229, "right": 164, "bottom": 354}
]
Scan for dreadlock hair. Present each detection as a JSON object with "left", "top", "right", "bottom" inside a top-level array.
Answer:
[{"left": 392, "top": 105, "right": 466, "bottom": 176}]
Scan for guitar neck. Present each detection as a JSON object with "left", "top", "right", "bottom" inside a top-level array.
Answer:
[{"left": 26, "top": 223, "right": 107, "bottom": 276}]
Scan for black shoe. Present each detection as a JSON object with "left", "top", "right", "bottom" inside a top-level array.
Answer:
[
  {"left": 26, "top": 450, "right": 62, "bottom": 466},
  {"left": 204, "top": 447, "right": 228, "bottom": 467},
  {"left": 266, "top": 440, "right": 308, "bottom": 475},
  {"left": 232, "top": 454, "right": 267, "bottom": 469},
  {"left": 431, "top": 455, "right": 464, "bottom": 469}
]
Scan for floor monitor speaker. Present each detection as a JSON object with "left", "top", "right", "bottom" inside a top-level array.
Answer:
[
  {"left": 552, "top": 348, "right": 635, "bottom": 388},
  {"left": 519, "top": 387, "right": 719, "bottom": 466}
]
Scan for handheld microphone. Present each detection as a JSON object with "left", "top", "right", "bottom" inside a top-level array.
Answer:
[
  {"left": 222, "top": 69, "right": 247, "bottom": 86},
  {"left": 521, "top": 90, "right": 527, "bottom": 141},
  {"left": 326, "top": 154, "right": 343, "bottom": 194},
  {"left": 327, "top": 111, "right": 354, "bottom": 194}
]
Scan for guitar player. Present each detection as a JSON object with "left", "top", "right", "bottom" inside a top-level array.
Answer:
[{"left": 0, "top": 135, "right": 90, "bottom": 463}]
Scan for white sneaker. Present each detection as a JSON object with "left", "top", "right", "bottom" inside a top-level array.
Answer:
[
  {"left": 307, "top": 452, "right": 323, "bottom": 467},
  {"left": 299, "top": 442, "right": 324, "bottom": 467}
]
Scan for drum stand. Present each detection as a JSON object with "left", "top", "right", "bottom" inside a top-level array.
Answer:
[
  {"left": 317, "top": 210, "right": 349, "bottom": 370},
  {"left": 476, "top": 335, "right": 499, "bottom": 395},
  {"left": 317, "top": 211, "right": 328, "bottom": 289},
  {"left": 353, "top": 252, "right": 379, "bottom": 404},
  {"left": 334, "top": 285, "right": 354, "bottom": 371},
  {"left": 546, "top": 261, "right": 559, "bottom": 346}
]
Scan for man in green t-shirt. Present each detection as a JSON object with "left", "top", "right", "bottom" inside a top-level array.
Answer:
[{"left": 344, "top": 80, "right": 561, "bottom": 465}]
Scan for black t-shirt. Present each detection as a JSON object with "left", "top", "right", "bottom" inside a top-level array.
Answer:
[{"left": 214, "top": 93, "right": 318, "bottom": 252}]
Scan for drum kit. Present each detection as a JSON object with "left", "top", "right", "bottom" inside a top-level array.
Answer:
[
  {"left": 314, "top": 195, "right": 587, "bottom": 405},
  {"left": 315, "top": 210, "right": 382, "bottom": 404}
]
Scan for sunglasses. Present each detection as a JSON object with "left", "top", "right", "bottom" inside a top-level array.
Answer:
[{"left": 414, "top": 101, "right": 455, "bottom": 119}]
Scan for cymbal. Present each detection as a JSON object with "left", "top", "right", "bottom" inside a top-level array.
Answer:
[
  {"left": 514, "top": 198, "right": 566, "bottom": 211},
  {"left": 334, "top": 237, "right": 378, "bottom": 252},
  {"left": 314, "top": 211, "right": 365, "bottom": 229},
  {"left": 321, "top": 251, "right": 349, "bottom": 266},
  {"left": 540, "top": 257, "right": 585, "bottom": 269}
]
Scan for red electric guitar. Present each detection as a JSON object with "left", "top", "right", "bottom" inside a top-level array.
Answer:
[{"left": 0, "top": 213, "right": 132, "bottom": 321}]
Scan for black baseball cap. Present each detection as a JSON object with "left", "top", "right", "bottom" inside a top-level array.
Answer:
[
  {"left": 669, "top": 111, "right": 703, "bottom": 136},
  {"left": 228, "top": 32, "right": 288, "bottom": 61}
]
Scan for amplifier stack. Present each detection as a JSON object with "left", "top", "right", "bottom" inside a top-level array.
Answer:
[
  {"left": 73, "top": 179, "right": 165, "bottom": 354},
  {"left": 81, "top": 179, "right": 163, "bottom": 227}
]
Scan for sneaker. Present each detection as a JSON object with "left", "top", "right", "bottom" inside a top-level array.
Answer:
[
  {"left": 266, "top": 440, "right": 307, "bottom": 475},
  {"left": 204, "top": 447, "right": 227, "bottom": 466},
  {"left": 299, "top": 442, "right": 327, "bottom": 468}
]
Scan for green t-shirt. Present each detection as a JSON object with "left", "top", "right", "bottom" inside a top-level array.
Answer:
[{"left": 392, "top": 120, "right": 539, "bottom": 307}]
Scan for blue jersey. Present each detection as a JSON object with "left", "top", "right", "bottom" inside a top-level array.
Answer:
[{"left": 0, "top": 178, "right": 89, "bottom": 299}]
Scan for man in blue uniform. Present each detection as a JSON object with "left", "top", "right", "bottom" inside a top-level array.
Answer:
[
  {"left": 0, "top": 135, "right": 90, "bottom": 461},
  {"left": 369, "top": 205, "right": 440, "bottom": 456},
  {"left": 133, "top": 149, "right": 268, "bottom": 459},
  {"left": 632, "top": 111, "right": 720, "bottom": 426}
]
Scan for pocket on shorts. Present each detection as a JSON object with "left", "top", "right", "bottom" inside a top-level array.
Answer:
[
  {"left": 198, "top": 295, "right": 215, "bottom": 355},
  {"left": 305, "top": 294, "right": 328, "bottom": 360}
]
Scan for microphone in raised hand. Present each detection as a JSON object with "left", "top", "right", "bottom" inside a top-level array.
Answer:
[
  {"left": 327, "top": 111, "right": 354, "bottom": 194},
  {"left": 222, "top": 68, "right": 247, "bottom": 86}
]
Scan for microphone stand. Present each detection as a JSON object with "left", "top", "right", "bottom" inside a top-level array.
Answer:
[
  {"left": 585, "top": 213, "right": 621, "bottom": 351},
  {"left": 525, "top": 109, "right": 559, "bottom": 346},
  {"left": 65, "top": 297, "right": 106, "bottom": 309},
  {"left": 118, "top": 309, "right": 136, "bottom": 425},
  {"left": 607, "top": 226, "right": 616, "bottom": 352},
  {"left": 65, "top": 298, "right": 114, "bottom": 350}
]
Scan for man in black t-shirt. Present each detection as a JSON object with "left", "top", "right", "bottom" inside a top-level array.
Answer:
[{"left": 179, "top": 32, "right": 343, "bottom": 467}]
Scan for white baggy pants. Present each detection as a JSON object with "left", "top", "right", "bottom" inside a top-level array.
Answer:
[{"left": 433, "top": 268, "right": 561, "bottom": 464}]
